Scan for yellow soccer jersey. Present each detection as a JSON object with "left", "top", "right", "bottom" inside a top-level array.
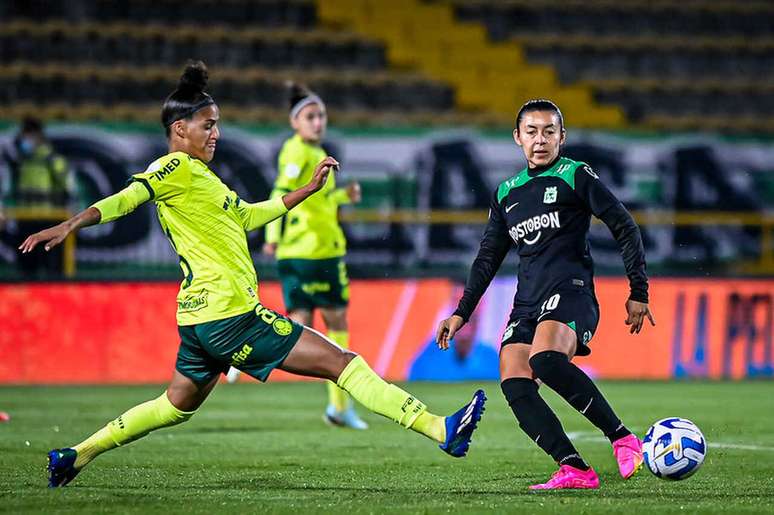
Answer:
[
  {"left": 265, "top": 134, "right": 350, "bottom": 260},
  {"left": 92, "top": 151, "right": 287, "bottom": 326}
]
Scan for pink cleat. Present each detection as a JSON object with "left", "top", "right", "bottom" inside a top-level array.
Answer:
[
  {"left": 529, "top": 465, "right": 600, "bottom": 490},
  {"left": 613, "top": 434, "right": 644, "bottom": 479}
]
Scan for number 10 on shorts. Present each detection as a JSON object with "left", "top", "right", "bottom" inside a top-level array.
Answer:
[{"left": 541, "top": 294, "right": 560, "bottom": 315}]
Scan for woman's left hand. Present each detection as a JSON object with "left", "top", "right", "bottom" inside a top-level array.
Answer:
[
  {"left": 346, "top": 182, "right": 362, "bottom": 203},
  {"left": 625, "top": 299, "right": 655, "bottom": 334}
]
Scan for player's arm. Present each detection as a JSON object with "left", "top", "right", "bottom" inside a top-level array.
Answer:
[
  {"left": 241, "top": 156, "right": 339, "bottom": 232},
  {"left": 329, "top": 182, "right": 361, "bottom": 205},
  {"left": 575, "top": 164, "right": 655, "bottom": 334},
  {"left": 436, "top": 191, "right": 511, "bottom": 349},
  {"left": 19, "top": 180, "right": 151, "bottom": 253}
]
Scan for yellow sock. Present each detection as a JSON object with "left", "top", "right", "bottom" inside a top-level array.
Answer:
[
  {"left": 73, "top": 392, "right": 195, "bottom": 469},
  {"left": 336, "top": 355, "right": 444, "bottom": 441},
  {"left": 412, "top": 411, "right": 447, "bottom": 444},
  {"left": 326, "top": 330, "right": 351, "bottom": 412}
]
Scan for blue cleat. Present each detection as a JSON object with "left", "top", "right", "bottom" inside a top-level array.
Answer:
[
  {"left": 439, "top": 389, "right": 487, "bottom": 458},
  {"left": 47, "top": 448, "right": 80, "bottom": 487},
  {"left": 323, "top": 404, "right": 369, "bottom": 430}
]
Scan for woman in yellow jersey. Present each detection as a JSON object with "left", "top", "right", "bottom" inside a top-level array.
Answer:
[
  {"left": 263, "top": 83, "right": 366, "bottom": 429},
  {"left": 20, "top": 61, "right": 486, "bottom": 488}
]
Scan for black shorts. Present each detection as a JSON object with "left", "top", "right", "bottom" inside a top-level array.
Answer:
[{"left": 501, "top": 285, "right": 600, "bottom": 356}]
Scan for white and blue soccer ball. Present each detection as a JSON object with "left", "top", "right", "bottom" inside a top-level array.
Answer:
[{"left": 643, "top": 417, "right": 706, "bottom": 480}]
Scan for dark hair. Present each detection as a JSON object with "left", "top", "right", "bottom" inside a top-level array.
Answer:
[
  {"left": 161, "top": 60, "right": 215, "bottom": 136},
  {"left": 286, "top": 81, "right": 313, "bottom": 111},
  {"left": 20, "top": 116, "right": 43, "bottom": 135},
  {"left": 515, "top": 99, "right": 564, "bottom": 133}
]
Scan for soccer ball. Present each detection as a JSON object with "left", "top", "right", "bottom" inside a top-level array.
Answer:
[{"left": 643, "top": 417, "right": 706, "bottom": 480}]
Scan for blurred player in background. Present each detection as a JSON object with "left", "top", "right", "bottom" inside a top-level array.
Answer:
[
  {"left": 3, "top": 117, "right": 70, "bottom": 276},
  {"left": 21, "top": 61, "right": 486, "bottom": 488},
  {"left": 437, "top": 99, "right": 655, "bottom": 490},
  {"left": 253, "top": 82, "right": 365, "bottom": 430}
]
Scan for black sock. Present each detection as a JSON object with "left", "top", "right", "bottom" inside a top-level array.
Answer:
[
  {"left": 529, "top": 351, "right": 631, "bottom": 444},
  {"left": 501, "top": 377, "right": 589, "bottom": 470}
]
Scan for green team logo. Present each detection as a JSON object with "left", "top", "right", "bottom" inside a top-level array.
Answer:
[
  {"left": 543, "top": 186, "right": 557, "bottom": 204},
  {"left": 273, "top": 318, "right": 293, "bottom": 336}
]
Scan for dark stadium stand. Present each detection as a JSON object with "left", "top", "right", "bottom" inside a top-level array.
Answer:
[
  {"left": 1, "top": 0, "right": 771, "bottom": 131},
  {"left": 446, "top": 0, "right": 774, "bottom": 131},
  {"left": 0, "top": 3, "right": 457, "bottom": 125}
]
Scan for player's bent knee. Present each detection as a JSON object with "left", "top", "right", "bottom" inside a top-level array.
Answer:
[{"left": 528, "top": 350, "right": 568, "bottom": 380}]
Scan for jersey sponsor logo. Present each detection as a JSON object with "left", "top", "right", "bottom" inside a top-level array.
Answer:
[
  {"left": 177, "top": 290, "right": 209, "bottom": 313},
  {"left": 505, "top": 201, "right": 519, "bottom": 213},
  {"left": 231, "top": 343, "right": 253, "bottom": 367},
  {"left": 543, "top": 186, "right": 557, "bottom": 204},
  {"left": 508, "top": 211, "right": 560, "bottom": 245},
  {"left": 272, "top": 318, "right": 293, "bottom": 336},
  {"left": 150, "top": 157, "right": 181, "bottom": 181}
]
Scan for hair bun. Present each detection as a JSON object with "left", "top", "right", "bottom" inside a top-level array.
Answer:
[
  {"left": 286, "top": 80, "right": 312, "bottom": 109},
  {"left": 178, "top": 60, "right": 209, "bottom": 94}
]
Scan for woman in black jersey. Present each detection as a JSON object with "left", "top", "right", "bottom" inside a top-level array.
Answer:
[{"left": 437, "top": 99, "right": 655, "bottom": 490}]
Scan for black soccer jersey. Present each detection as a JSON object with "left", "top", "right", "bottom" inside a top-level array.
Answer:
[{"left": 454, "top": 156, "right": 648, "bottom": 322}]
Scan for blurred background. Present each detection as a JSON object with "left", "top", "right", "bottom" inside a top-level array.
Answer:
[{"left": 0, "top": 0, "right": 772, "bottom": 383}]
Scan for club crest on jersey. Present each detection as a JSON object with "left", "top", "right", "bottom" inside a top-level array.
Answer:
[{"left": 543, "top": 186, "right": 557, "bottom": 204}]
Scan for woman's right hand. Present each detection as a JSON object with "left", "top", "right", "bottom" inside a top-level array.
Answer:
[
  {"left": 18, "top": 222, "right": 72, "bottom": 253},
  {"left": 262, "top": 242, "right": 277, "bottom": 256},
  {"left": 306, "top": 156, "right": 339, "bottom": 193},
  {"left": 436, "top": 315, "right": 465, "bottom": 350}
]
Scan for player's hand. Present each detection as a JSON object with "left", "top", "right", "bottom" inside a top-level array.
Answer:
[
  {"left": 262, "top": 242, "right": 277, "bottom": 256},
  {"left": 436, "top": 315, "right": 464, "bottom": 350},
  {"left": 625, "top": 299, "right": 655, "bottom": 334},
  {"left": 346, "top": 181, "right": 362, "bottom": 203},
  {"left": 306, "top": 156, "right": 339, "bottom": 193},
  {"left": 18, "top": 222, "right": 71, "bottom": 253}
]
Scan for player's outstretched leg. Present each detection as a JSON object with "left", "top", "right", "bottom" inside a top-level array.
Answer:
[
  {"left": 529, "top": 350, "right": 643, "bottom": 479},
  {"left": 279, "top": 328, "right": 487, "bottom": 457},
  {"left": 47, "top": 372, "right": 214, "bottom": 487},
  {"left": 336, "top": 356, "right": 486, "bottom": 457}
]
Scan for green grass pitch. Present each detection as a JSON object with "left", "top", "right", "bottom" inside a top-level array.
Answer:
[{"left": 1, "top": 381, "right": 773, "bottom": 514}]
